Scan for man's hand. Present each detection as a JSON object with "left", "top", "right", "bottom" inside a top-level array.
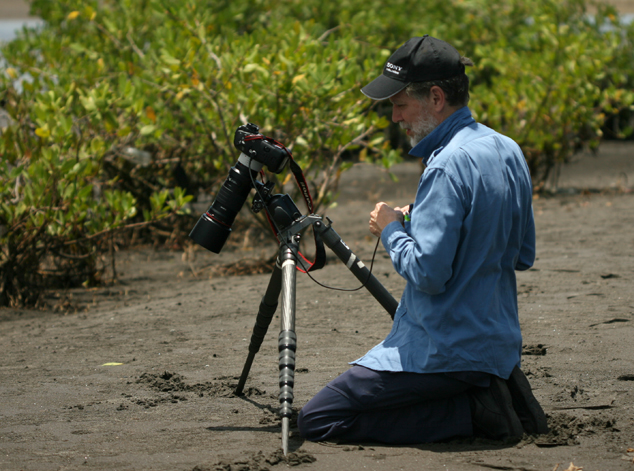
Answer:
[{"left": 369, "top": 202, "right": 405, "bottom": 237}]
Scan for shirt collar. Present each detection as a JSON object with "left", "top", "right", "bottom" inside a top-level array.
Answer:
[{"left": 408, "top": 106, "right": 475, "bottom": 165}]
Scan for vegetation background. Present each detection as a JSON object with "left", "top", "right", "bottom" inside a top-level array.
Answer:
[{"left": 1, "top": 0, "right": 633, "bottom": 308}]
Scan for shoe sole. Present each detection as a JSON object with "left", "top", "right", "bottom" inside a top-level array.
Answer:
[
  {"left": 471, "top": 376, "right": 524, "bottom": 440},
  {"left": 506, "top": 366, "right": 549, "bottom": 435},
  {"left": 490, "top": 376, "right": 524, "bottom": 439}
]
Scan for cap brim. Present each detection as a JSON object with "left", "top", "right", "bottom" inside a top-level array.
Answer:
[{"left": 361, "top": 74, "right": 408, "bottom": 100}]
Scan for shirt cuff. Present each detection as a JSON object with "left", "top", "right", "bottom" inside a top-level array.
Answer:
[{"left": 380, "top": 220, "right": 406, "bottom": 252}]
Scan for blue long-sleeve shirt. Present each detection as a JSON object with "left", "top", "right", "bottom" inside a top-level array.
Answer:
[{"left": 354, "top": 106, "right": 535, "bottom": 379}]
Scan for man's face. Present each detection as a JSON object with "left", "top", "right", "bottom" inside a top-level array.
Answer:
[{"left": 389, "top": 89, "right": 439, "bottom": 147}]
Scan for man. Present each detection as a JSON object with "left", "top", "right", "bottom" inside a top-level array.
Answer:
[{"left": 297, "top": 35, "right": 548, "bottom": 444}]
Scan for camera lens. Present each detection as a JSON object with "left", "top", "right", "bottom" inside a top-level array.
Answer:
[{"left": 189, "top": 161, "right": 257, "bottom": 253}]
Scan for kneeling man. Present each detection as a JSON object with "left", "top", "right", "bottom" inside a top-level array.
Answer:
[{"left": 298, "top": 36, "right": 548, "bottom": 443}]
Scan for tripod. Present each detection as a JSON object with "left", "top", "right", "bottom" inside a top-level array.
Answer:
[{"left": 233, "top": 193, "right": 398, "bottom": 454}]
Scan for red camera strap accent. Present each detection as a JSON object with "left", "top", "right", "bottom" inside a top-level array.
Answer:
[{"left": 288, "top": 158, "right": 326, "bottom": 273}]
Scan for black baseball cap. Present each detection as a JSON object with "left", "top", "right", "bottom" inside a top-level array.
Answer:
[{"left": 361, "top": 35, "right": 465, "bottom": 100}]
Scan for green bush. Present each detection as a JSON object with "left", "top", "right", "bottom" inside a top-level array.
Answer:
[
  {"left": 461, "top": 0, "right": 634, "bottom": 186},
  {"left": 1, "top": 0, "right": 633, "bottom": 307}
]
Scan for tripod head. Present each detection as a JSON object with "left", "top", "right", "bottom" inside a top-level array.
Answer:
[{"left": 252, "top": 181, "right": 305, "bottom": 233}]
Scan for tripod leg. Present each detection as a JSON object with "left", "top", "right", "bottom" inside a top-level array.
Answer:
[
  {"left": 235, "top": 259, "right": 283, "bottom": 396},
  {"left": 314, "top": 220, "right": 398, "bottom": 319},
  {"left": 279, "top": 236, "right": 299, "bottom": 455}
]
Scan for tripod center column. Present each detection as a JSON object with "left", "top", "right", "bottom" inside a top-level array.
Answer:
[{"left": 278, "top": 236, "right": 299, "bottom": 452}]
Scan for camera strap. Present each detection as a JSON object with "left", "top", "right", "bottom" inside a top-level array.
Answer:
[
  {"left": 288, "top": 158, "right": 326, "bottom": 273},
  {"left": 253, "top": 135, "right": 326, "bottom": 273}
]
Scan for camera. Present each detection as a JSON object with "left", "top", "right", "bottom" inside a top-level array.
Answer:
[{"left": 189, "top": 123, "right": 290, "bottom": 254}]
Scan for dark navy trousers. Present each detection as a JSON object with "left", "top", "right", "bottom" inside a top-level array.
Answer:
[{"left": 297, "top": 365, "right": 488, "bottom": 444}]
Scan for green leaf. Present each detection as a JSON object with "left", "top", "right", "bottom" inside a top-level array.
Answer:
[{"left": 140, "top": 124, "right": 157, "bottom": 135}]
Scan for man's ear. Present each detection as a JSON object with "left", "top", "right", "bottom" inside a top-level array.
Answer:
[{"left": 429, "top": 85, "right": 446, "bottom": 112}]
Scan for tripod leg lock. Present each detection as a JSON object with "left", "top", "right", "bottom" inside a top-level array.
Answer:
[
  {"left": 278, "top": 330, "right": 297, "bottom": 418},
  {"left": 248, "top": 300, "right": 278, "bottom": 355}
]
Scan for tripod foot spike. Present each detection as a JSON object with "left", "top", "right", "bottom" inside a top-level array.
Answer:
[{"left": 282, "top": 416, "right": 290, "bottom": 455}]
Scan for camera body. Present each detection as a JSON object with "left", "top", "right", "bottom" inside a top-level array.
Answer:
[
  {"left": 189, "top": 123, "right": 291, "bottom": 254},
  {"left": 234, "top": 123, "right": 290, "bottom": 174}
]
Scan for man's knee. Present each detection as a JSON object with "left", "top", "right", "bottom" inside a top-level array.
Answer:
[
  {"left": 297, "top": 386, "right": 354, "bottom": 441},
  {"left": 296, "top": 406, "right": 309, "bottom": 438},
  {"left": 297, "top": 402, "right": 331, "bottom": 441}
]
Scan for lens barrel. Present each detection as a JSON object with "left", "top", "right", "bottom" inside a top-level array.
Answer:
[{"left": 189, "top": 161, "right": 258, "bottom": 253}]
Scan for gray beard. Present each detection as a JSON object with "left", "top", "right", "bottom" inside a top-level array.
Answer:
[{"left": 404, "top": 113, "right": 439, "bottom": 147}]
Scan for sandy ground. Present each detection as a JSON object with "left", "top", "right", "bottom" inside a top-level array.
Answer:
[
  {"left": 0, "top": 0, "right": 33, "bottom": 20},
  {"left": 1, "top": 141, "right": 634, "bottom": 471}
]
